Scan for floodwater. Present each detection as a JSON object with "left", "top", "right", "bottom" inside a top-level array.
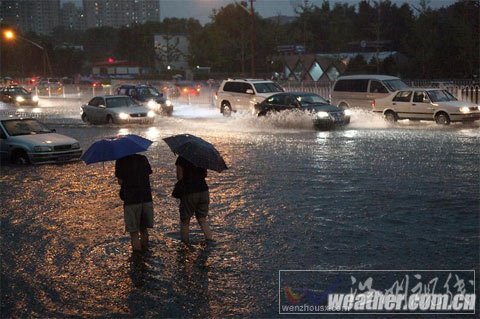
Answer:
[{"left": 1, "top": 99, "right": 479, "bottom": 317}]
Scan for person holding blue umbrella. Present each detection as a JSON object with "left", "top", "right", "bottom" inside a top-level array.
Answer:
[{"left": 81, "top": 134, "right": 154, "bottom": 253}]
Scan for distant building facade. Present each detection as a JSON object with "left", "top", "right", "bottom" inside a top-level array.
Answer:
[
  {"left": 0, "top": 0, "right": 160, "bottom": 34},
  {"left": 0, "top": 0, "right": 61, "bottom": 35},
  {"left": 83, "top": 0, "right": 160, "bottom": 29},
  {"left": 61, "top": 1, "right": 86, "bottom": 31}
]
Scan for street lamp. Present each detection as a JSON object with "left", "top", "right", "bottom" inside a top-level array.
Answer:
[{"left": 2, "top": 29, "right": 52, "bottom": 77}]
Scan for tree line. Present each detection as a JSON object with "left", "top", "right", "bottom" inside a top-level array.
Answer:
[{"left": 1, "top": 0, "right": 478, "bottom": 80}]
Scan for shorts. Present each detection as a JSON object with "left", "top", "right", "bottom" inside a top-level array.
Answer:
[
  {"left": 123, "top": 201, "right": 154, "bottom": 233},
  {"left": 179, "top": 191, "right": 209, "bottom": 223}
]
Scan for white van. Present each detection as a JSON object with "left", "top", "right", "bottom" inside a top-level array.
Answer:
[{"left": 331, "top": 75, "right": 409, "bottom": 109}]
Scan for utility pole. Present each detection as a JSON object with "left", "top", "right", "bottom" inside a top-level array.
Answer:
[
  {"left": 239, "top": 0, "right": 256, "bottom": 77},
  {"left": 250, "top": 0, "right": 256, "bottom": 78}
]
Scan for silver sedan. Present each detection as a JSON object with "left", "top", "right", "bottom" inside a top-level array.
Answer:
[
  {"left": 373, "top": 88, "right": 480, "bottom": 125},
  {"left": 81, "top": 95, "right": 156, "bottom": 124}
]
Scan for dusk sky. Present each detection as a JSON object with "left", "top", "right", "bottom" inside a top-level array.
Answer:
[{"left": 159, "top": 0, "right": 457, "bottom": 24}]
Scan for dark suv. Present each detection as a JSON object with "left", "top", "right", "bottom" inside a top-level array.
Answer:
[{"left": 117, "top": 84, "right": 173, "bottom": 116}]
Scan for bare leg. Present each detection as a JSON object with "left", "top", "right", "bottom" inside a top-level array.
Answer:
[
  {"left": 197, "top": 217, "right": 213, "bottom": 241},
  {"left": 140, "top": 228, "right": 149, "bottom": 251},
  {"left": 180, "top": 219, "right": 190, "bottom": 244},
  {"left": 130, "top": 232, "right": 142, "bottom": 252}
]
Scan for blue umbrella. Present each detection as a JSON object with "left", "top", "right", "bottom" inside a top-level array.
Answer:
[
  {"left": 163, "top": 134, "right": 228, "bottom": 172},
  {"left": 81, "top": 134, "right": 153, "bottom": 164}
]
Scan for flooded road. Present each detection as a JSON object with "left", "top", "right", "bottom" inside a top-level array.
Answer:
[{"left": 1, "top": 100, "right": 479, "bottom": 317}]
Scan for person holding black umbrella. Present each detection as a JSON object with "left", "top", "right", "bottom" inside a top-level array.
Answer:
[
  {"left": 164, "top": 134, "right": 228, "bottom": 245},
  {"left": 175, "top": 155, "right": 213, "bottom": 244}
]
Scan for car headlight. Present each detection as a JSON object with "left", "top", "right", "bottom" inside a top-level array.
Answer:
[
  {"left": 16, "top": 96, "right": 25, "bottom": 102},
  {"left": 147, "top": 100, "right": 156, "bottom": 109},
  {"left": 71, "top": 142, "right": 80, "bottom": 149},
  {"left": 147, "top": 111, "right": 155, "bottom": 118},
  {"left": 119, "top": 112, "right": 129, "bottom": 120},
  {"left": 459, "top": 106, "right": 470, "bottom": 113},
  {"left": 34, "top": 145, "right": 53, "bottom": 152},
  {"left": 316, "top": 111, "right": 330, "bottom": 119},
  {"left": 344, "top": 109, "right": 353, "bottom": 116},
  {"left": 165, "top": 99, "right": 172, "bottom": 106}
]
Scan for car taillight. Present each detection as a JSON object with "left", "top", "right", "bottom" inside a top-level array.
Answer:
[{"left": 371, "top": 100, "right": 376, "bottom": 108}]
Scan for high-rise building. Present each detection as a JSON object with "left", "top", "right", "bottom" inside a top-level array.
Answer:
[
  {"left": 0, "top": 0, "right": 60, "bottom": 35},
  {"left": 61, "top": 1, "right": 86, "bottom": 31},
  {"left": 83, "top": 0, "right": 160, "bottom": 29}
]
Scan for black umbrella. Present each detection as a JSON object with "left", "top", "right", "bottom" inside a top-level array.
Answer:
[{"left": 163, "top": 134, "right": 228, "bottom": 172}]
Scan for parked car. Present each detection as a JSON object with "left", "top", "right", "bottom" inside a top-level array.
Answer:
[
  {"left": 254, "top": 92, "right": 351, "bottom": 130},
  {"left": 215, "top": 78, "right": 285, "bottom": 116},
  {"left": 35, "top": 78, "right": 63, "bottom": 96},
  {"left": 175, "top": 81, "right": 201, "bottom": 97},
  {"left": 331, "top": 74, "right": 409, "bottom": 109},
  {"left": 372, "top": 88, "right": 480, "bottom": 125},
  {"left": 0, "top": 117, "right": 82, "bottom": 164},
  {"left": 0, "top": 85, "right": 39, "bottom": 106},
  {"left": 117, "top": 84, "right": 173, "bottom": 116},
  {"left": 81, "top": 95, "right": 156, "bottom": 124}
]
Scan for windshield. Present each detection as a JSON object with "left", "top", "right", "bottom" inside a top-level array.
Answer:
[
  {"left": 139, "top": 87, "right": 160, "bottom": 97},
  {"left": 8, "top": 88, "right": 30, "bottom": 95},
  {"left": 427, "top": 90, "right": 457, "bottom": 102},
  {"left": 295, "top": 93, "right": 329, "bottom": 106},
  {"left": 254, "top": 82, "right": 284, "bottom": 93},
  {"left": 106, "top": 97, "right": 138, "bottom": 108},
  {"left": 383, "top": 79, "right": 409, "bottom": 92},
  {"left": 2, "top": 119, "right": 52, "bottom": 136}
]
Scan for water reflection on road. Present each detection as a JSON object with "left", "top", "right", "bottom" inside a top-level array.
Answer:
[{"left": 1, "top": 101, "right": 479, "bottom": 317}]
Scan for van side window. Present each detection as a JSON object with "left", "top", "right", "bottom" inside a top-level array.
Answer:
[
  {"left": 223, "top": 82, "right": 242, "bottom": 93},
  {"left": 334, "top": 79, "right": 368, "bottom": 92},
  {"left": 242, "top": 83, "right": 253, "bottom": 93},
  {"left": 369, "top": 81, "right": 388, "bottom": 93},
  {"left": 393, "top": 91, "right": 412, "bottom": 102}
]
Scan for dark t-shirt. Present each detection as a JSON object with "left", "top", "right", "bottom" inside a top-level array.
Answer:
[
  {"left": 175, "top": 156, "right": 208, "bottom": 194},
  {"left": 115, "top": 154, "right": 153, "bottom": 205}
]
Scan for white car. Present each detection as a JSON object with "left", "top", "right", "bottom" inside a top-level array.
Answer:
[
  {"left": 373, "top": 88, "right": 480, "bottom": 125},
  {"left": 0, "top": 117, "right": 82, "bottom": 164},
  {"left": 215, "top": 79, "right": 284, "bottom": 116},
  {"left": 81, "top": 95, "right": 156, "bottom": 124}
]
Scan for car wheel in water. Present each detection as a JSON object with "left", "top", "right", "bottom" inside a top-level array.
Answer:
[
  {"left": 222, "top": 102, "right": 232, "bottom": 117},
  {"left": 81, "top": 113, "right": 89, "bottom": 123},
  {"left": 384, "top": 111, "right": 398, "bottom": 122},
  {"left": 435, "top": 112, "right": 450, "bottom": 125},
  {"left": 106, "top": 115, "right": 115, "bottom": 124},
  {"left": 338, "top": 103, "right": 348, "bottom": 110},
  {"left": 12, "top": 150, "right": 29, "bottom": 165}
]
